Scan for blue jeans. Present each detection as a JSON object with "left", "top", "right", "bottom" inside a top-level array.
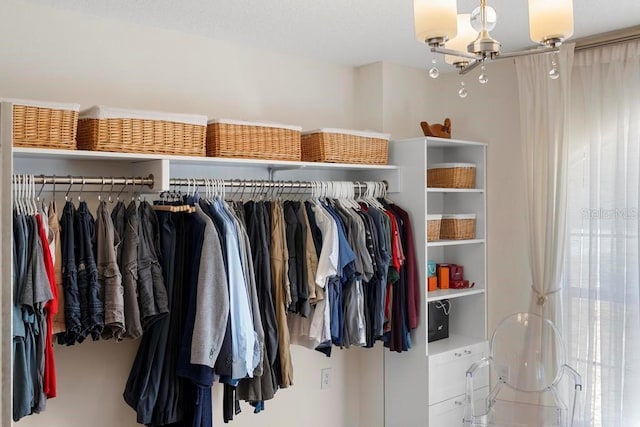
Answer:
[
  {"left": 58, "top": 202, "right": 81, "bottom": 345},
  {"left": 75, "top": 201, "right": 103, "bottom": 342}
]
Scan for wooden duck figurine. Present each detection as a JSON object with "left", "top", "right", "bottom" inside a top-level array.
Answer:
[{"left": 420, "top": 118, "right": 452, "bottom": 138}]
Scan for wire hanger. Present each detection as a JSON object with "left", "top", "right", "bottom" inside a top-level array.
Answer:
[
  {"left": 65, "top": 176, "right": 74, "bottom": 203},
  {"left": 78, "top": 177, "right": 86, "bottom": 202}
]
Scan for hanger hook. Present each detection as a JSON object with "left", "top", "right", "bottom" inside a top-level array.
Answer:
[
  {"left": 78, "top": 177, "right": 86, "bottom": 201},
  {"left": 65, "top": 176, "right": 73, "bottom": 202},
  {"left": 36, "top": 175, "right": 46, "bottom": 202}
]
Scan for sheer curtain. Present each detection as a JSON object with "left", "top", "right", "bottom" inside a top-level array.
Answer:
[
  {"left": 564, "top": 40, "right": 640, "bottom": 426},
  {"left": 515, "top": 44, "right": 574, "bottom": 324}
]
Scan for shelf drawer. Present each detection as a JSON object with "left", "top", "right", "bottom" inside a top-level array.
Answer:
[
  {"left": 428, "top": 387, "right": 489, "bottom": 427},
  {"left": 428, "top": 340, "right": 488, "bottom": 405}
]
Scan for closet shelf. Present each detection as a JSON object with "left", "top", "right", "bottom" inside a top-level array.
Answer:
[
  {"left": 426, "top": 188, "right": 484, "bottom": 193},
  {"left": 12, "top": 147, "right": 399, "bottom": 171},
  {"left": 427, "top": 239, "right": 485, "bottom": 247},
  {"left": 426, "top": 288, "right": 485, "bottom": 302}
]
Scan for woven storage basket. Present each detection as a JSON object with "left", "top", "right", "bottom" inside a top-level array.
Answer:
[
  {"left": 207, "top": 119, "right": 302, "bottom": 161},
  {"left": 427, "top": 163, "right": 476, "bottom": 188},
  {"left": 5, "top": 99, "right": 80, "bottom": 150},
  {"left": 440, "top": 214, "right": 476, "bottom": 240},
  {"left": 301, "top": 128, "right": 390, "bottom": 165},
  {"left": 427, "top": 214, "right": 442, "bottom": 242},
  {"left": 77, "top": 106, "right": 207, "bottom": 156}
]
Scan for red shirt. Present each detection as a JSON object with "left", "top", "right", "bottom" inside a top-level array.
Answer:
[{"left": 36, "top": 214, "right": 57, "bottom": 398}]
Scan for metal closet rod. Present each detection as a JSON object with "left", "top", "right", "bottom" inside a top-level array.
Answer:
[{"left": 16, "top": 175, "right": 386, "bottom": 190}]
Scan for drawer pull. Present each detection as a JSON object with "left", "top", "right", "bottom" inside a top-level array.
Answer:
[
  {"left": 464, "top": 349, "right": 472, "bottom": 355},
  {"left": 454, "top": 400, "right": 463, "bottom": 406}
]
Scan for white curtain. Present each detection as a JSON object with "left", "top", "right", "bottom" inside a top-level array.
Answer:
[
  {"left": 515, "top": 44, "right": 575, "bottom": 324},
  {"left": 563, "top": 40, "right": 640, "bottom": 426}
]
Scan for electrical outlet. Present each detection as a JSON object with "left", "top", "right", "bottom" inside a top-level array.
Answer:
[{"left": 321, "top": 368, "right": 331, "bottom": 390}]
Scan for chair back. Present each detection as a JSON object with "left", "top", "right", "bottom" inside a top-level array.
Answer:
[{"left": 490, "top": 312, "right": 566, "bottom": 393}]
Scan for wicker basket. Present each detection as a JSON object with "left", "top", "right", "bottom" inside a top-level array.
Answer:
[
  {"left": 301, "top": 128, "right": 389, "bottom": 165},
  {"left": 427, "top": 163, "right": 476, "bottom": 188},
  {"left": 427, "top": 214, "right": 442, "bottom": 242},
  {"left": 440, "top": 214, "right": 476, "bottom": 240},
  {"left": 77, "top": 106, "right": 207, "bottom": 156},
  {"left": 207, "top": 119, "right": 301, "bottom": 161},
  {"left": 5, "top": 99, "right": 80, "bottom": 150}
]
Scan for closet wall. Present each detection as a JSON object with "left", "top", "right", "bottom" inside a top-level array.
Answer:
[
  {"left": 0, "top": 1, "right": 383, "bottom": 427},
  {"left": 429, "top": 60, "right": 531, "bottom": 334},
  {"left": 2, "top": 1, "right": 530, "bottom": 426}
]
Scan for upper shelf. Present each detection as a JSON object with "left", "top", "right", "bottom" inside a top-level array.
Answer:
[
  {"left": 426, "top": 188, "right": 484, "bottom": 193},
  {"left": 392, "top": 136, "right": 488, "bottom": 148},
  {"left": 12, "top": 147, "right": 399, "bottom": 171}
]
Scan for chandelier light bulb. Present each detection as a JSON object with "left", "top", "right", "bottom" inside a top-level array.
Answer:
[
  {"left": 413, "top": 0, "right": 458, "bottom": 43},
  {"left": 529, "top": 0, "right": 574, "bottom": 44}
]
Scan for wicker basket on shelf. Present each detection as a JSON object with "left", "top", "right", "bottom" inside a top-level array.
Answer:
[
  {"left": 77, "top": 106, "right": 207, "bottom": 156},
  {"left": 206, "top": 119, "right": 302, "bottom": 161},
  {"left": 427, "top": 163, "right": 476, "bottom": 188},
  {"left": 5, "top": 99, "right": 80, "bottom": 150},
  {"left": 427, "top": 214, "right": 442, "bottom": 242},
  {"left": 301, "top": 128, "right": 389, "bottom": 165},
  {"left": 440, "top": 214, "right": 476, "bottom": 240}
]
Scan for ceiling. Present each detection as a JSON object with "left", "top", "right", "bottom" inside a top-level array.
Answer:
[{"left": 26, "top": 0, "right": 640, "bottom": 69}]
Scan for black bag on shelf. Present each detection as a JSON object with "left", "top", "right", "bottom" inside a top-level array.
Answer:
[{"left": 428, "top": 299, "right": 450, "bottom": 342}]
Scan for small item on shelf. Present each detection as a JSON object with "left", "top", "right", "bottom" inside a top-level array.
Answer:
[
  {"left": 427, "top": 260, "right": 437, "bottom": 277},
  {"left": 427, "top": 163, "right": 476, "bottom": 188},
  {"left": 427, "top": 214, "right": 442, "bottom": 241},
  {"left": 437, "top": 264, "right": 450, "bottom": 289},
  {"left": 440, "top": 214, "right": 477, "bottom": 240},
  {"left": 428, "top": 300, "right": 450, "bottom": 342},
  {"left": 207, "top": 118, "right": 302, "bottom": 161},
  {"left": 428, "top": 276, "right": 438, "bottom": 292},
  {"left": 300, "top": 128, "right": 390, "bottom": 165},
  {"left": 77, "top": 106, "right": 207, "bottom": 156},
  {"left": 450, "top": 280, "right": 475, "bottom": 289},
  {"left": 420, "top": 118, "right": 452, "bottom": 139},
  {"left": 4, "top": 98, "right": 80, "bottom": 150},
  {"left": 449, "top": 264, "right": 464, "bottom": 281}
]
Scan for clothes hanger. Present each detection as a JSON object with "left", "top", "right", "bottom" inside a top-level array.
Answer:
[
  {"left": 65, "top": 176, "right": 73, "bottom": 204},
  {"left": 98, "top": 177, "right": 105, "bottom": 202},
  {"left": 36, "top": 175, "right": 46, "bottom": 207},
  {"left": 76, "top": 177, "right": 85, "bottom": 203}
]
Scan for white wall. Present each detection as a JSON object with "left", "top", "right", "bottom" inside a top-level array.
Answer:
[
  {"left": 1, "top": 1, "right": 364, "bottom": 427},
  {"left": 433, "top": 60, "right": 531, "bottom": 333},
  {"left": 1, "top": 0, "right": 531, "bottom": 425}
]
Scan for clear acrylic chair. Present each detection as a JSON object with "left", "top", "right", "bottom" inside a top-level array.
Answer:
[{"left": 463, "top": 312, "right": 582, "bottom": 426}]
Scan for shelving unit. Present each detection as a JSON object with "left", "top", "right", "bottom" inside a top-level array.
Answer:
[{"left": 384, "top": 136, "right": 489, "bottom": 426}]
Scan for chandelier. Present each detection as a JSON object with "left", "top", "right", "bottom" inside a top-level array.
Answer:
[{"left": 414, "top": 0, "right": 574, "bottom": 97}]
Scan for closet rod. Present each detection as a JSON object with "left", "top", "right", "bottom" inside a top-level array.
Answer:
[
  {"left": 168, "top": 178, "right": 385, "bottom": 190},
  {"left": 17, "top": 175, "right": 387, "bottom": 191},
  {"left": 13, "top": 175, "right": 155, "bottom": 188}
]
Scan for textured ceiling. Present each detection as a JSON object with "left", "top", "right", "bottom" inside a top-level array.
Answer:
[{"left": 25, "top": 0, "right": 640, "bottom": 69}]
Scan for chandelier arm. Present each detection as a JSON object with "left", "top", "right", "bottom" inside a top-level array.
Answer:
[
  {"left": 492, "top": 46, "right": 559, "bottom": 60},
  {"left": 431, "top": 46, "right": 479, "bottom": 61},
  {"left": 458, "top": 60, "right": 483, "bottom": 75}
]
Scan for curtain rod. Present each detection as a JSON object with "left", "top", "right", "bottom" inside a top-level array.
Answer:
[
  {"left": 574, "top": 25, "right": 640, "bottom": 52},
  {"left": 14, "top": 175, "right": 386, "bottom": 190}
]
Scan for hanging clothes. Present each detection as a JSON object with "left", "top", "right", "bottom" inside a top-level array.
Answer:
[
  {"left": 96, "top": 201, "right": 125, "bottom": 340},
  {"left": 75, "top": 200, "right": 103, "bottom": 342}
]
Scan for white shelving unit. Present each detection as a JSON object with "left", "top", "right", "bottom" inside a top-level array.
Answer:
[{"left": 384, "top": 136, "right": 489, "bottom": 427}]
